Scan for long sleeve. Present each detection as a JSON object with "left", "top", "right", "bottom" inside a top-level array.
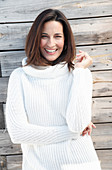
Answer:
[
  {"left": 6, "top": 69, "right": 79, "bottom": 145},
  {"left": 66, "top": 68, "right": 93, "bottom": 133}
]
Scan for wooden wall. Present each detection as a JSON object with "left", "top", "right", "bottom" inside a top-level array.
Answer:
[{"left": 0, "top": 0, "right": 112, "bottom": 169}]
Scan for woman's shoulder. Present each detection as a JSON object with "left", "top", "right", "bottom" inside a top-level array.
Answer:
[{"left": 9, "top": 67, "right": 24, "bottom": 80}]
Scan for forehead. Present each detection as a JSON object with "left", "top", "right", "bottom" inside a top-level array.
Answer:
[{"left": 42, "top": 21, "right": 63, "bottom": 34}]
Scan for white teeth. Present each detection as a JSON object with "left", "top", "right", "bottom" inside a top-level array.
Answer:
[{"left": 45, "top": 49, "right": 56, "bottom": 53}]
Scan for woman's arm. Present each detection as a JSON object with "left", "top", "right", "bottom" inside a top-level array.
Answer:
[
  {"left": 6, "top": 69, "right": 79, "bottom": 145},
  {"left": 66, "top": 51, "right": 93, "bottom": 133}
]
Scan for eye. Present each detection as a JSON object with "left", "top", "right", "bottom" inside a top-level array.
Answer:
[
  {"left": 55, "top": 35, "right": 62, "bottom": 38},
  {"left": 41, "top": 35, "right": 48, "bottom": 38}
]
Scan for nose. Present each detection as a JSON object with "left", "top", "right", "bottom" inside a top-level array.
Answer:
[{"left": 47, "top": 37, "right": 55, "bottom": 47}]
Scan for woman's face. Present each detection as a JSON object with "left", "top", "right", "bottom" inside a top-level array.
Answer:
[{"left": 40, "top": 21, "right": 64, "bottom": 62}]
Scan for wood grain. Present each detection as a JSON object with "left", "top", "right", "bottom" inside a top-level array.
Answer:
[
  {"left": 0, "top": 78, "right": 8, "bottom": 103},
  {"left": 92, "top": 97, "right": 112, "bottom": 123},
  {"left": 7, "top": 155, "right": 22, "bottom": 170},
  {"left": 0, "top": 17, "right": 112, "bottom": 50},
  {"left": 96, "top": 150, "right": 112, "bottom": 170},
  {"left": 0, "top": 130, "right": 22, "bottom": 156},
  {"left": 0, "top": 156, "right": 7, "bottom": 170},
  {"left": 0, "top": 0, "right": 112, "bottom": 22},
  {"left": 0, "top": 51, "right": 24, "bottom": 77},
  {"left": 77, "top": 44, "right": 112, "bottom": 71},
  {"left": 92, "top": 123, "right": 112, "bottom": 149},
  {"left": 0, "top": 104, "right": 5, "bottom": 129},
  {"left": 92, "top": 71, "right": 112, "bottom": 97}
]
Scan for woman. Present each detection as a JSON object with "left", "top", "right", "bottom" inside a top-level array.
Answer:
[{"left": 6, "top": 9, "right": 101, "bottom": 170}]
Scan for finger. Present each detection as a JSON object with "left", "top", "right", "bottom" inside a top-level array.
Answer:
[
  {"left": 82, "top": 130, "right": 88, "bottom": 135},
  {"left": 82, "top": 132, "right": 87, "bottom": 136},
  {"left": 82, "top": 130, "right": 89, "bottom": 136},
  {"left": 77, "top": 52, "right": 85, "bottom": 56},
  {"left": 88, "top": 130, "right": 91, "bottom": 136},
  {"left": 92, "top": 124, "right": 96, "bottom": 128},
  {"left": 78, "top": 50, "right": 91, "bottom": 59},
  {"left": 76, "top": 55, "right": 85, "bottom": 62},
  {"left": 84, "top": 128, "right": 91, "bottom": 136},
  {"left": 76, "top": 56, "right": 83, "bottom": 61},
  {"left": 79, "top": 50, "right": 84, "bottom": 53}
]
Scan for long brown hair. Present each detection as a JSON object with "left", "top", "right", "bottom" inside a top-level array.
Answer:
[{"left": 25, "top": 9, "right": 76, "bottom": 71}]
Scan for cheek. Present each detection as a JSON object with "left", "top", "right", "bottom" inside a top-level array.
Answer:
[
  {"left": 40, "top": 39, "right": 46, "bottom": 48},
  {"left": 57, "top": 40, "right": 64, "bottom": 49}
]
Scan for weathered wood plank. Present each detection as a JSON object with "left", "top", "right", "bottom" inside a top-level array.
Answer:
[
  {"left": 0, "top": 17, "right": 112, "bottom": 50},
  {"left": 92, "top": 123, "right": 112, "bottom": 149},
  {"left": 0, "top": 103, "right": 5, "bottom": 129},
  {"left": 0, "top": 23, "right": 31, "bottom": 51},
  {"left": 4, "top": 150, "right": 112, "bottom": 170},
  {"left": 0, "top": 156, "right": 7, "bottom": 170},
  {"left": 0, "top": 44, "right": 112, "bottom": 77},
  {"left": 0, "top": 51, "right": 25, "bottom": 77},
  {"left": 70, "top": 17, "right": 112, "bottom": 45},
  {"left": 92, "top": 97, "right": 112, "bottom": 123},
  {"left": 0, "top": 70, "right": 112, "bottom": 102},
  {"left": 0, "top": 78, "right": 8, "bottom": 103},
  {"left": 0, "top": 130, "right": 22, "bottom": 155},
  {"left": 0, "top": 0, "right": 112, "bottom": 22},
  {"left": 0, "top": 124, "right": 112, "bottom": 155},
  {"left": 77, "top": 44, "right": 112, "bottom": 71},
  {"left": 7, "top": 155, "right": 22, "bottom": 170},
  {"left": 96, "top": 150, "right": 112, "bottom": 170},
  {"left": 92, "top": 71, "right": 112, "bottom": 97}
]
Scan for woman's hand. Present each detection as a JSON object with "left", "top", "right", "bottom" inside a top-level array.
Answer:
[
  {"left": 75, "top": 50, "right": 93, "bottom": 69},
  {"left": 82, "top": 122, "right": 96, "bottom": 136}
]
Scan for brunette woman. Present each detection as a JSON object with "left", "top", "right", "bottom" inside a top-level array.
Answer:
[{"left": 6, "top": 9, "right": 101, "bottom": 170}]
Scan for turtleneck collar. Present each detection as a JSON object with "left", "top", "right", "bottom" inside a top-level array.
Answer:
[{"left": 22, "top": 58, "right": 69, "bottom": 78}]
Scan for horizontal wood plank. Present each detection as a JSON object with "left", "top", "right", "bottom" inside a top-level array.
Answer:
[
  {"left": 0, "top": 44, "right": 112, "bottom": 77},
  {"left": 0, "top": 124, "right": 112, "bottom": 155},
  {"left": 0, "top": 130, "right": 22, "bottom": 155},
  {"left": 0, "top": 51, "right": 24, "bottom": 77},
  {"left": 92, "top": 71, "right": 112, "bottom": 97},
  {"left": 0, "top": 17, "right": 112, "bottom": 50},
  {"left": 0, "top": 104, "right": 5, "bottom": 129},
  {"left": 0, "top": 70, "right": 112, "bottom": 102},
  {"left": 7, "top": 155, "right": 22, "bottom": 170},
  {"left": 0, "top": 23, "right": 31, "bottom": 51},
  {"left": 0, "top": 156, "right": 7, "bottom": 170},
  {"left": 96, "top": 150, "right": 112, "bottom": 170},
  {"left": 77, "top": 44, "right": 112, "bottom": 71},
  {"left": 0, "top": 0, "right": 112, "bottom": 22},
  {"left": 4, "top": 150, "right": 112, "bottom": 170},
  {"left": 70, "top": 17, "right": 112, "bottom": 45},
  {"left": 92, "top": 97, "right": 112, "bottom": 123},
  {"left": 92, "top": 123, "right": 112, "bottom": 149},
  {"left": 0, "top": 78, "right": 8, "bottom": 102}
]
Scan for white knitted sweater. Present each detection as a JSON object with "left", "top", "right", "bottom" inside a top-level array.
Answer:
[{"left": 6, "top": 58, "right": 101, "bottom": 170}]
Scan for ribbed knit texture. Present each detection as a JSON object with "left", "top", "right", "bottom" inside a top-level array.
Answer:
[{"left": 6, "top": 58, "right": 101, "bottom": 170}]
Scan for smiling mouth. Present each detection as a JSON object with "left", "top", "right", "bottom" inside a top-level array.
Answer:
[{"left": 45, "top": 48, "right": 57, "bottom": 53}]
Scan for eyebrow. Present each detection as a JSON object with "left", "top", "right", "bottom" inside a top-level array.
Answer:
[
  {"left": 41, "top": 33, "right": 48, "bottom": 35},
  {"left": 42, "top": 33, "right": 63, "bottom": 35}
]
